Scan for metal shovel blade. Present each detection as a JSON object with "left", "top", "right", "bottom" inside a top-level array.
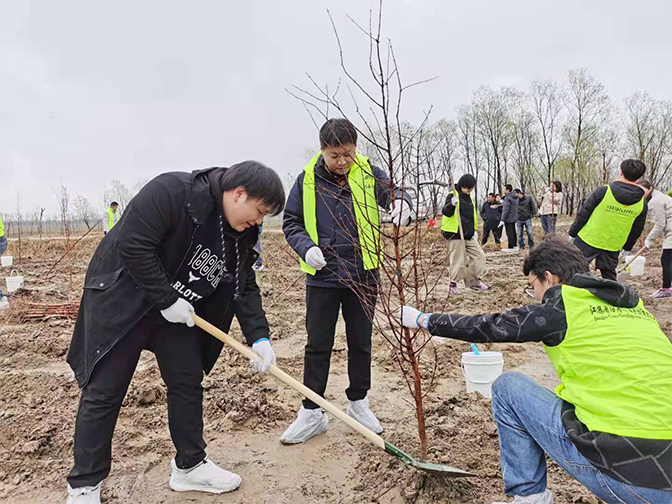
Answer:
[{"left": 385, "top": 441, "right": 475, "bottom": 477}]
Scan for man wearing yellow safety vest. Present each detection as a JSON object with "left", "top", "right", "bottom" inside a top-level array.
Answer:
[
  {"left": 103, "top": 201, "right": 121, "bottom": 235},
  {"left": 0, "top": 214, "right": 8, "bottom": 310},
  {"left": 569, "top": 159, "right": 648, "bottom": 280},
  {"left": 399, "top": 236, "right": 672, "bottom": 503},
  {"left": 281, "top": 118, "right": 412, "bottom": 443},
  {"left": 441, "top": 174, "right": 488, "bottom": 295}
]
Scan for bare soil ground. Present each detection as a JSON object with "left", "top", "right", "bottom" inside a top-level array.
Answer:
[{"left": 1, "top": 219, "right": 669, "bottom": 503}]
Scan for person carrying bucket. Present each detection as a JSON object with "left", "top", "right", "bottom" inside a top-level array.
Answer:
[
  {"left": 569, "top": 159, "right": 648, "bottom": 280},
  {"left": 399, "top": 236, "right": 672, "bottom": 504},
  {"left": 638, "top": 178, "right": 672, "bottom": 299}
]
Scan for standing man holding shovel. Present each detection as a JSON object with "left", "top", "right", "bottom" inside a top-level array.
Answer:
[
  {"left": 65, "top": 162, "right": 285, "bottom": 503},
  {"left": 441, "top": 174, "right": 488, "bottom": 295}
]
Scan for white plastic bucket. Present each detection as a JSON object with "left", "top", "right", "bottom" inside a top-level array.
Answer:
[
  {"left": 461, "top": 351, "right": 504, "bottom": 398},
  {"left": 625, "top": 256, "right": 646, "bottom": 276},
  {"left": 1, "top": 256, "right": 12, "bottom": 267},
  {"left": 5, "top": 270, "right": 24, "bottom": 293}
]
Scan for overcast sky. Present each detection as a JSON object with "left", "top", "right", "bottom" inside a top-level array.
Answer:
[{"left": 1, "top": 0, "right": 671, "bottom": 216}]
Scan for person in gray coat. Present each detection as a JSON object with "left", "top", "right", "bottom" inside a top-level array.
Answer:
[{"left": 501, "top": 185, "right": 520, "bottom": 250}]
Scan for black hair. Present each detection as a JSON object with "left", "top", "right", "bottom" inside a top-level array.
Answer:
[
  {"left": 488, "top": 192, "right": 495, "bottom": 197},
  {"left": 505, "top": 184, "right": 513, "bottom": 192},
  {"left": 110, "top": 201, "right": 119, "bottom": 206},
  {"left": 552, "top": 180, "right": 562, "bottom": 192},
  {"left": 221, "top": 161, "right": 286, "bottom": 216},
  {"left": 637, "top": 177, "right": 652, "bottom": 190},
  {"left": 319, "top": 118, "right": 358, "bottom": 149},
  {"left": 457, "top": 174, "right": 476, "bottom": 189},
  {"left": 621, "top": 159, "right": 646, "bottom": 181},
  {"left": 523, "top": 236, "right": 589, "bottom": 284}
]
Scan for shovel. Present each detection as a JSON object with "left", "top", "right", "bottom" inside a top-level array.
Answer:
[
  {"left": 449, "top": 177, "right": 480, "bottom": 289},
  {"left": 191, "top": 313, "right": 474, "bottom": 478},
  {"left": 616, "top": 247, "right": 646, "bottom": 283}
]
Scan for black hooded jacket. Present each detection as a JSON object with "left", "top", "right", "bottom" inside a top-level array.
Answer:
[
  {"left": 426, "top": 274, "right": 672, "bottom": 490},
  {"left": 441, "top": 185, "right": 476, "bottom": 241},
  {"left": 67, "top": 167, "right": 269, "bottom": 389},
  {"left": 569, "top": 181, "right": 647, "bottom": 251}
]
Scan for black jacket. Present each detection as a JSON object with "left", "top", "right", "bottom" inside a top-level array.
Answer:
[
  {"left": 500, "top": 191, "right": 520, "bottom": 224},
  {"left": 283, "top": 155, "right": 407, "bottom": 288},
  {"left": 517, "top": 195, "right": 537, "bottom": 221},
  {"left": 426, "top": 274, "right": 671, "bottom": 491},
  {"left": 67, "top": 168, "right": 268, "bottom": 388},
  {"left": 569, "top": 181, "right": 647, "bottom": 252},
  {"left": 480, "top": 200, "right": 502, "bottom": 227},
  {"left": 441, "top": 189, "right": 476, "bottom": 241}
]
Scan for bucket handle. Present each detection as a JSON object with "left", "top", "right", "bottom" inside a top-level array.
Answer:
[
  {"left": 10, "top": 269, "right": 19, "bottom": 277},
  {"left": 461, "top": 361, "right": 504, "bottom": 384}
]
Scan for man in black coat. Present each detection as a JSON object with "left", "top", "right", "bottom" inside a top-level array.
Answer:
[
  {"left": 481, "top": 192, "right": 503, "bottom": 247},
  {"left": 65, "top": 163, "right": 285, "bottom": 503}
]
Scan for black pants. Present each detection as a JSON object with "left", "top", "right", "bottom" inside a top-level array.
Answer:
[
  {"left": 504, "top": 222, "right": 517, "bottom": 249},
  {"left": 303, "top": 285, "right": 376, "bottom": 409},
  {"left": 68, "top": 311, "right": 206, "bottom": 488},
  {"left": 481, "top": 222, "right": 502, "bottom": 245},
  {"left": 573, "top": 237, "right": 619, "bottom": 281},
  {"left": 662, "top": 249, "right": 672, "bottom": 288}
]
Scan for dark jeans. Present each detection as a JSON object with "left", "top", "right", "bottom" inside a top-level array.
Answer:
[
  {"left": 573, "top": 237, "right": 618, "bottom": 281},
  {"left": 663, "top": 249, "right": 672, "bottom": 288},
  {"left": 517, "top": 219, "right": 535, "bottom": 249},
  {"left": 481, "top": 222, "right": 502, "bottom": 245},
  {"left": 68, "top": 311, "right": 206, "bottom": 488},
  {"left": 504, "top": 222, "right": 517, "bottom": 249},
  {"left": 540, "top": 214, "right": 557, "bottom": 235},
  {"left": 303, "top": 285, "right": 376, "bottom": 409}
]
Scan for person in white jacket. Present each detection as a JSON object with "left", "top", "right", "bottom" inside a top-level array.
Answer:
[{"left": 638, "top": 178, "right": 672, "bottom": 299}]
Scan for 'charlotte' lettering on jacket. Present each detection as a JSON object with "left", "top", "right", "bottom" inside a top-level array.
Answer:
[{"left": 171, "top": 280, "right": 204, "bottom": 302}]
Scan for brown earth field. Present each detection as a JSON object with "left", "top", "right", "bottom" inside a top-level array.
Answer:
[{"left": 1, "top": 218, "right": 669, "bottom": 504}]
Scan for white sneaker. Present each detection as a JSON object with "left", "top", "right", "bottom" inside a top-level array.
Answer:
[
  {"left": 169, "top": 457, "right": 241, "bottom": 494},
  {"left": 492, "top": 489, "right": 553, "bottom": 504},
  {"left": 66, "top": 483, "right": 100, "bottom": 504},
  {"left": 280, "top": 406, "right": 329, "bottom": 444},
  {"left": 0, "top": 296, "right": 8, "bottom": 310},
  {"left": 347, "top": 397, "right": 383, "bottom": 434}
]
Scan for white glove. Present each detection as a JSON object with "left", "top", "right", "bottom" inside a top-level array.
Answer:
[
  {"left": 451, "top": 195, "right": 459, "bottom": 206},
  {"left": 250, "top": 338, "right": 276, "bottom": 373},
  {"left": 397, "top": 306, "right": 426, "bottom": 329},
  {"left": 498, "top": 221, "right": 505, "bottom": 228},
  {"left": 645, "top": 239, "right": 653, "bottom": 249},
  {"left": 390, "top": 199, "right": 412, "bottom": 227},
  {"left": 305, "top": 246, "right": 327, "bottom": 270},
  {"left": 160, "top": 298, "right": 195, "bottom": 327}
]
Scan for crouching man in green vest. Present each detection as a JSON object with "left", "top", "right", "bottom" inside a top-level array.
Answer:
[
  {"left": 399, "top": 236, "right": 672, "bottom": 503},
  {"left": 281, "top": 118, "right": 412, "bottom": 443},
  {"left": 569, "top": 159, "right": 648, "bottom": 280}
]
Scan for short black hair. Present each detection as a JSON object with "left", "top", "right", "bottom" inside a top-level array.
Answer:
[
  {"left": 553, "top": 180, "right": 562, "bottom": 192},
  {"left": 621, "top": 159, "right": 646, "bottom": 181},
  {"left": 505, "top": 184, "right": 513, "bottom": 192},
  {"left": 457, "top": 174, "right": 476, "bottom": 189},
  {"left": 488, "top": 192, "right": 495, "bottom": 197},
  {"left": 319, "top": 118, "right": 357, "bottom": 149},
  {"left": 221, "top": 161, "right": 286, "bottom": 216},
  {"left": 523, "top": 236, "right": 589, "bottom": 284},
  {"left": 110, "top": 201, "right": 119, "bottom": 206}
]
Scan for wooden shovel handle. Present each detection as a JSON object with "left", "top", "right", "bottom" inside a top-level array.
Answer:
[
  {"left": 449, "top": 176, "right": 470, "bottom": 266},
  {"left": 191, "top": 313, "right": 386, "bottom": 450}
]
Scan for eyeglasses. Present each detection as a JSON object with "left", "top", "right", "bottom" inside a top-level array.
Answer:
[{"left": 523, "top": 276, "right": 539, "bottom": 299}]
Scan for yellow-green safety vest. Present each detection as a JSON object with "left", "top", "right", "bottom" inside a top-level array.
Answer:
[
  {"left": 544, "top": 285, "right": 672, "bottom": 439},
  {"left": 0, "top": 214, "right": 4, "bottom": 238},
  {"left": 107, "top": 208, "right": 120, "bottom": 230},
  {"left": 301, "top": 153, "right": 380, "bottom": 275},
  {"left": 441, "top": 190, "right": 478, "bottom": 233},
  {"left": 578, "top": 185, "right": 644, "bottom": 251}
]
